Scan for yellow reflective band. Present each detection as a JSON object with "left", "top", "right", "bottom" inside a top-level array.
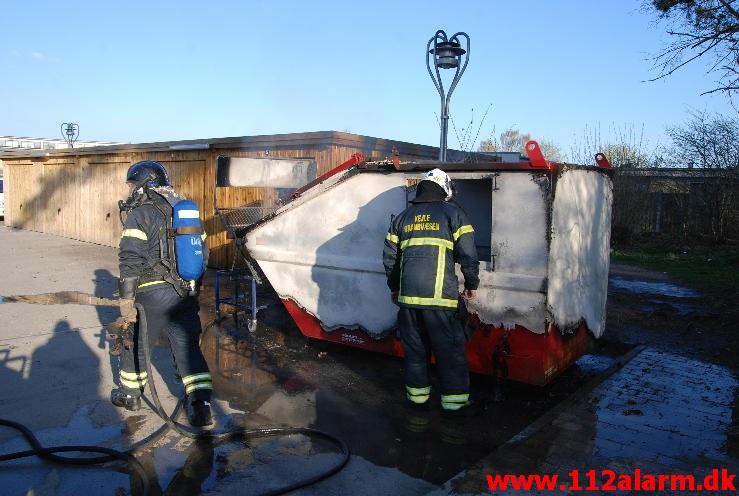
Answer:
[
  {"left": 182, "top": 373, "right": 212, "bottom": 385},
  {"left": 397, "top": 295, "right": 458, "bottom": 308},
  {"left": 399, "top": 237, "right": 453, "bottom": 250},
  {"left": 441, "top": 394, "right": 469, "bottom": 403},
  {"left": 121, "top": 228, "right": 148, "bottom": 241},
  {"left": 398, "top": 253, "right": 404, "bottom": 296},
  {"left": 441, "top": 393, "right": 470, "bottom": 410},
  {"left": 407, "top": 393, "right": 430, "bottom": 404},
  {"left": 386, "top": 232, "right": 399, "bottom": 244},
  {"left": 201, "top": 232, "right": 207, "bottom": 241},
  {"left": 138, "top": 280, "right": 166, "bottom": 289},
  {"left": 433, "top": 246, "right": 446, "bottom": 299},
  {"left": 406, "top": 386, "right": 431, "bottom": 396},
  {"left": 185, "top": 382, "right": 213, "bottom": 394},
  {"left": 452, "top": 225, "right": 475, "bottom": 241},
  {"left": 120, "top": 377, "right": 147, "bottom": 389},
  {"left": 120, "top": 370, "right": 148, "bottom": 381}
]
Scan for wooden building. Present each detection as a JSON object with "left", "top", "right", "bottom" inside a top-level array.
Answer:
[{"left": 1, "top": 131, "right": 442, "bottom": 267}]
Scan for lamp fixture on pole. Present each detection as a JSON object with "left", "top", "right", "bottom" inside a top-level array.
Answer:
[
  {"left": 426, "top": 30, "right": 469, "bottom": 162},
  {"left": 60, "top": 123, "right": 79, "bottom": 149}
]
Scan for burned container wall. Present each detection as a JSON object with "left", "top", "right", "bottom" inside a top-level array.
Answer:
[
  {"left": 547, "top": 168, "right": 613, "bottom": 338},
  {"left": 245, "top": 172, "right": 408, "bottom": 337},
  {"left": 460, "top": 172, "right": 550, "bottom": 333}
]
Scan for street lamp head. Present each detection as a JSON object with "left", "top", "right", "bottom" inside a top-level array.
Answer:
[
  {"left": 60, "top": 122, "right": 80, "bottom": 149},
  {"left": 430, "top": 40, "right": 466, "bottom": 69},
  {"left": 426, "top": 30, "right": 470, "bottom": 162}
]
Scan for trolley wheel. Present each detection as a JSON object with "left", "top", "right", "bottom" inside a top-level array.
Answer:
[{"left": 248, "top": 319, "right": 258, "bottom": 333}]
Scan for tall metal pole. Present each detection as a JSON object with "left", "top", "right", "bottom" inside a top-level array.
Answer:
[{"left": 426, "top": 30, "right": 469, "bottom": 162}]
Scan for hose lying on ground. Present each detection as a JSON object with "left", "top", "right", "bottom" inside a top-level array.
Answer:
[
  {"left": 0, "top": 303, "right": 350, "bottom": 496},
  {"left": 0, "top": 418, "right": 152, "bottom": 495}
]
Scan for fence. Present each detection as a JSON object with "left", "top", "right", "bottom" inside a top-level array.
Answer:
[{"left": 611, "top": 169, "right": 739, "bottom": 245}]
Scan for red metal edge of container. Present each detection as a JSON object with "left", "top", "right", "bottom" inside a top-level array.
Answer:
[{"left": 281, "top": 298, "right": 592, "bottom": 386}]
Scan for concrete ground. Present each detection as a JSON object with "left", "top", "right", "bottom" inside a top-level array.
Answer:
[
  {"left": 435, "top": 347, "right": 738, "bottom": 495},
  {"left": 0, "top": 226, "right": 439, "bottom": 495},
  {"left": 0, "top": 226, "right": 736, "bottom": 495}
]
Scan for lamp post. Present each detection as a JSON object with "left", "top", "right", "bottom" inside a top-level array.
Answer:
[
  {"left": 426, "top": 30, "right": 469, "bottom": 162},
  {"left": 60, "top": 122, "right": 79, "bottom": 148}
]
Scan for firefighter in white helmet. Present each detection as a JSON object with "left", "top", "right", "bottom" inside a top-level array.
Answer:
[{"left": 383, "top": 168, "right": 480, "bottom": 415}]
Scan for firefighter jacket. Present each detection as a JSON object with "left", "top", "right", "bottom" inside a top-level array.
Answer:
[
  {"left": 119, "top": 190, "right": 207, "bottom": 292},
  {"left": 383, "top": 199, "right": 480, "bottom": 310}
]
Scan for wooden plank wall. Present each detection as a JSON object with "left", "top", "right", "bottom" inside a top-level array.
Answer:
[
  {"left": 4, "top": 144, "right": 354, "bottom": 268},
  {"left": 3, "top": 140, "right": 435, "bottom": 268}
]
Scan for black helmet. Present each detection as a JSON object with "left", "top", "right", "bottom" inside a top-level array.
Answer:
[{"left": 126, "top": 160, "right": 170, "bottom": 188}]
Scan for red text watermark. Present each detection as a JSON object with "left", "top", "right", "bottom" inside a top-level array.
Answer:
[{"left": 486, "top": 468, "right": 736, "bottom": 492}]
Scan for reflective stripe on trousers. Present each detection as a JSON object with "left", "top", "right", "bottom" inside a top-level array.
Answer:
[
  {"left": 183, "top": 372, "right": 213, "bottom": 395},
  {"left": 441, "top": 393, "right": 470, "bottom": 410},
  {"left": 120, "top": 370, "right": 148, "bottom": 389},
  {"left": 406, "top": 385, "right": 431, "bottom": 404}
]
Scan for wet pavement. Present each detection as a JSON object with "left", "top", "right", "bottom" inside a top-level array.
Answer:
[
  {"left": 608, "top": 276, "right": 701, "bottom": 298},
  {"left": 434, "top": 347, "right": 739, "bottom": 495},
  {"left": 0, "top": 226, "right": 736, "bottom": 495},
  {"left": 196, "top": 313, "right": 628, "bottom": 488}
]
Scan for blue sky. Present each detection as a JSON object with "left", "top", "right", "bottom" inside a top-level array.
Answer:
[{"left": 1, "top": 0, "right": 732, "bottom": 158}]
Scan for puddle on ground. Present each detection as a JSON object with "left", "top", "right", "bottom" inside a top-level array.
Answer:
[
  {"left": 194, "top": 318, "right": 628, "bottom": 486},
  {"left": 638, "top": 300, "right": 698, "bottom": 316},
  {"left": 573, "top": 354, "right": 615, "bottom": 374},
  {"left": 1, "top": 291, "right": 118, "bottom": 306},
  {"left": 609, "top": 276, "right": 701, "bottom": 298}
]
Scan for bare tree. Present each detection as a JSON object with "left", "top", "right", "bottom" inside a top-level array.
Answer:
[
  {"left": 479, "top": 127, "right": 564, "bottom": 161},
  {"left": 569, "top": 122, "right": 654, "bottom": 168},
  {"left": 666, "top": 108, "right": 739, "bottom": 167},
  {"left": 665, "top": 109, "right": 739, "bottom": 241},
  {"left": 646, "top": 0, "right": 739, "bottom": 101},
  {"left": 478, "top": 128, "right": 530, "bottom": 153},
  {"left": 538, "top": 140, "right": 565, "bottom": 162}
]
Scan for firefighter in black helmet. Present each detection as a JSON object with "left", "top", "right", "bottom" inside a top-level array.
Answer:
[
  {"left": 112, "top": 160, "right": 213, "bottom": 427},
  {"left": 383, "top": 168, "right": 480, "bottom": 415}
]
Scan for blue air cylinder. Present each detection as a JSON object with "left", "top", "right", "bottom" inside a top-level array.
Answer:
[{"left": 172, "top": 200, "right": 205, "bottom": 282}]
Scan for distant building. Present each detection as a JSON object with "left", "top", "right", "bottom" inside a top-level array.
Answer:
[
  {"left": 613, "top": 168, "right": 739, "bottom": 242},
  {"left": 0, "top": 136, "right": 120, "bottom": 158},
  {"left": 479, "top": 151, "right": 525, "bottom": 162}
]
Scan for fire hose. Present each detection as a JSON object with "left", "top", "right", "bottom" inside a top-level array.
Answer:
[{"left": 0, "top": 303, "right": 350, "bottom": 495}]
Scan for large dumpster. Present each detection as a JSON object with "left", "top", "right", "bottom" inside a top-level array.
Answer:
[{"left": 239, "top": 144, "right": 614, "bottom": 386}]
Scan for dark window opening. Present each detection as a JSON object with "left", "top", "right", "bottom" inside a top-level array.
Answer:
[{"left": 452, "top": 179, "right": 492, "bottom": 262}]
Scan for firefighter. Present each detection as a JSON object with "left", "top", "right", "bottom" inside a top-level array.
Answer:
[
  {"left": 383, "top": 168, "right": 480, "bottom": 415},
  {"left": 112, "top": 160, "right": 213, "bottom": 427}
]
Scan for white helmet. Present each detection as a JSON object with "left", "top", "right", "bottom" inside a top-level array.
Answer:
[{"left": 421, "top": 168, "right": 453, "bottom": 200}]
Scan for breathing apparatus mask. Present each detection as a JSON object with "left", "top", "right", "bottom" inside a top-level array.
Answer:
[{"left": 118, "top": 183, "right": 146, "bottom": 224}]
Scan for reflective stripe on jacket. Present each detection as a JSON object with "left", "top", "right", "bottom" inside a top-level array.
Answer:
[{"left": 383, "top": 201, "right": 480, "bottom": 310}]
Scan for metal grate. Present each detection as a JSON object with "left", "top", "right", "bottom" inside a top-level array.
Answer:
[{"left": 217, "top": 206, "right": 279, "bottom": 237}]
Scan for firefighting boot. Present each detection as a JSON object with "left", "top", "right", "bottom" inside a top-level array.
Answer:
[
  {"left": 187, "top": 400, "right": 213, "bottom": 428},
  {"left": 110, "top": 387, "right": 142, "bottom": 411},
  {"left": 441, "top": 398, "right": 484, "bottom": 419}
]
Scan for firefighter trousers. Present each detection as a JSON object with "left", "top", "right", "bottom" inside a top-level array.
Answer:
[
  {"left": 398, "top": 307, "right": 470, "bottom": 410},
  {"left": 118, "top": 284, "right": 213, "bottom": 403}
]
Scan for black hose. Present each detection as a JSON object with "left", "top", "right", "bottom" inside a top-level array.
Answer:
[
  {"left": 0, "top": 418, "right": 151, "bottom": 495},
  {"left": 137, "top": 303, "right": 350, "bottom": 494},
  {"left": 0, "top": 305, "right": 350, "bottom": 496}
]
